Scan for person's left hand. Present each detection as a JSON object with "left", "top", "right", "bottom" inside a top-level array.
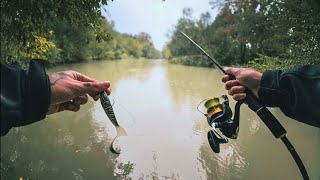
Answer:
[{"left": 47, "top": 70, "right": 111, "bottom": 115}]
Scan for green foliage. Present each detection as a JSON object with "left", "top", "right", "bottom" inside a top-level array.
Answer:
[
  {"left": 1, "top": 0, "right": 161, "bottom": 67},
  {"left": 136, "top": 32, "right": 161, "bottom": 59},
  {"left": 51, "top": 21, "right": 92, "bottom": 64},
  {"left": 45, "top": 19, "right": 161, "bottom": 66},
  {"left": 163, "top": 47, "right": 172, "bottom": 60},
  {"left": 0, "top": 0, "right": 110, "bottom": 39},
  {"left": 166, "top": 0, "right": 320, "bottom": 69},
  {"left": 0, "top": 0, "right": 112, "bottom": 64},
  {"left": 31, "top": 36, "right": 56, "bottom": 59},
  {"left": 279, "top": 0, "right": 320, "bottom": 65},
  {"left": 247, "top": 55, "right": 289, "bottom": 72},
  {"left": 86, "top": 30, "right": 161, "bottom": 61},
  {"left": 248, "top": 54, "right": 320, "bottom": 73},
  {"left": 1, "top": 33, "right": 56, "bottom": 67},
  {"left": 169, "top": 55, "right": 215, "bottom": 67},
  {"left": 46, "top": 47, "right": 63, "bottom": 67}
]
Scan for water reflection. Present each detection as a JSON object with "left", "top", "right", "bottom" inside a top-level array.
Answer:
[
  {"left": 1, "top": 100, "right": 116, "bottom": 179},
  {"left": 1, "top": 60, "right": 319, "bottom": 180},
  {"left": 92, "top": 61, "right": 208, "bottom": 179}
]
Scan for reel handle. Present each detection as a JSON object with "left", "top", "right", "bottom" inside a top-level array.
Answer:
[
  {"left": 227, "top": 74, "right": 287, "bottom": 138},
  {"left": 208, "top": 130, "right": 228, "bottom": 153}
]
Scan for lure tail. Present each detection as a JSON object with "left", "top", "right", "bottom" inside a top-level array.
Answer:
[{"left": 115, "top": 126, "right": 128, "bottom": 137}]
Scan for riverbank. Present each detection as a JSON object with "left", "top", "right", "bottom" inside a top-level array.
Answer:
[
  {"left": 168, "top": 55, "right": 215, "bottom": 67},
  {"left": 167, "top": 54, "right": 319, "bottom": 72}
]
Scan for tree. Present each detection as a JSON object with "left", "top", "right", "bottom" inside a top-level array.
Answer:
[
  {"left": 166, "top": 0, "right": 319, "bottom": 68},
  {"left": 213, "top": 0, "right": 320, "bottom": 67},
  {"left": 0, "top": 0, "right": 111, "bottom": 64}
]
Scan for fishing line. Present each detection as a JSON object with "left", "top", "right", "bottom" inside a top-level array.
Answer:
[
  {"left": 175, "top": 27, "right": 310, "bottom": 180},
  {"left": 197, "top": 98, "right": 211, "bottom": 116},
  {"left": 110, "top": 95, "right": 136, "bottom": 128}
]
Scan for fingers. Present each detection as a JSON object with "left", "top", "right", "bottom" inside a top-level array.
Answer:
[
  {"left": 233, "top": 93, "right": 246, "bottom": 101},
  {"left": 222, "top": 67, "right": 240, "bottom": 83},
  {"left": 228, "top": 86, "right": 246, "bottom": 96},
  {"left": 222, "top": 75, "right": 230, "bottom": 83},
  {"left": 91, "top": 87, "right": 111, "bottom": 101},
  {"left": 223, "top": 71, "right": 246, "bottom": 101},
  {"left": 73, "top": 81, "right": 111, "bottom": 100},
  {"left": 73, "top": 95, "right": 88, "bottom": 105},
  {"left": 105, "top": 87, "right": 111, "bottom": 95},
  {"left": 225, "top": 80, "right": 239, "bottom": 90},
  {"left": 67, "top": 71, "right": 112, "bottom": 100},
  {"left": 227, "top": 85, "right": 246, "bottom": 101},
  {"left": 58, "top": 101, "right": 81, "bottom": 112},
  {"left": 224, "top": 67, "right": 240, "bottom": 76},
  {"left": 73, "top": 72, "right": 98, "bottom": 82},
  {"left": 54, "top": 95, "right": 89, "bottom": 113},
  {"left": 89, "top": 82, "right": 111, "bottom": 101}
]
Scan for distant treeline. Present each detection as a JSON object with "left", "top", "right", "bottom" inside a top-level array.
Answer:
[
  {"left": 46, "top": 19, "right": 161, "bottom": 67},
  {"left": 0, "top": 0, "right": 161, "bottom": 68},
  {"left": 165, "top": 0, "right": 320, "bottom": 71}
]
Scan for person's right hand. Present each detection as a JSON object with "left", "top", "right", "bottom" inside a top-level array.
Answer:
[{"left": 222, "top": 67, "right": 262, "bottom": 101}]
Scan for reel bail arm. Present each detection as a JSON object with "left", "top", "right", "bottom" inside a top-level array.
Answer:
[
  {"left": 202, "top": 95, "right": 244, "bottom": 153},
  {"left": 175, "top": 27, "right": 309, "bottom": 179}
]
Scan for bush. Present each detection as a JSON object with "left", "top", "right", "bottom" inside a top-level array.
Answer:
[{"left": 246, "top": 55, "right": 318, "bottom": 72}]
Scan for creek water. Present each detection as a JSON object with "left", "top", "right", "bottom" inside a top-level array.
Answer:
[{"left": 1, "top": 59, "right": 319, "bottom": 180}]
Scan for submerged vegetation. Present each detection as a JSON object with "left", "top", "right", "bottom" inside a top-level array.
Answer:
[
  {"left": 165, "top": 0, "right": 320, "bottom": 71},
  {"left": 0, "top": 0, "right": 161, "bottom": 68}
]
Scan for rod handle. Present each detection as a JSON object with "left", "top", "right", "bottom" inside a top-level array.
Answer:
[
  {"left": 256, "top": 106, "right": 287, "bottom": 138},
  {"left": 227, "top": 74, "right": 286, "bottom": 138}
]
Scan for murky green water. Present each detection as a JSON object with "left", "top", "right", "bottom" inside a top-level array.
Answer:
[{"left": 1, "top": 60, "right": 319, "bottom": 180}]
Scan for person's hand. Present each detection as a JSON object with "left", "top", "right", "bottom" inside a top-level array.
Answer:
[
  {"left": 221, "top": 67, "right": 262, "bottom": 101},
  {"left": 47, "top": 70, "right": 111, "bottom": 115}
]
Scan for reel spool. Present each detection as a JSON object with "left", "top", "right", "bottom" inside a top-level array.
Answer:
[
  {"left": 198, "top": 95, "right": 244, "bottom": 153},
  {"left": 205, "top": 98, "right": 223, "bottom": 118}
]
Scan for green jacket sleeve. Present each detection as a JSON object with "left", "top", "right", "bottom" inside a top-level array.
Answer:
[
  {"left": 1, "top": 59, "right": 51, "bottom": 136},
  {"left": 258, "top": 65, "right": 320, "bottom": 127}
]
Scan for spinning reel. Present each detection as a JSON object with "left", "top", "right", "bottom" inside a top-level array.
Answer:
[
  {"left": 178, "top": 27, "right": 309, "bottom": 179},
  {"left": 198, "top": 95, "right": 244, "bottom": 153}
]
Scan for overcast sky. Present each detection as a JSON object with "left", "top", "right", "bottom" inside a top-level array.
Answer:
[{"left": 103, "top": 0, "right": 218, "bottom": 51}]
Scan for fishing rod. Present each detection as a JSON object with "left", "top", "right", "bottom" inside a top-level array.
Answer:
[{"left": 175, "top": 27, "right": 309, "bottom": 180}]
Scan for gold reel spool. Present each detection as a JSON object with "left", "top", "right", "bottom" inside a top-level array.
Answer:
[{"left": 204, "top": 98, "right": 223, "bottom": 118}]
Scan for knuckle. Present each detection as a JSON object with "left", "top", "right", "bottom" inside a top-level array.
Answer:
[{"left": 228, "top": 89, "right": 234, "bottom": 95}]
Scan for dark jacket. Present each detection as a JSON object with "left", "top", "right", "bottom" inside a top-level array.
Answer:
[
  {"left": 258, "top": 65, "right": 320, "bottom": 127},
  {"left": 1, "top": 60, "right": 51, "bottom": 136}
]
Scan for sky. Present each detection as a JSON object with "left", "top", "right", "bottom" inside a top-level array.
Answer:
[{"left": 103, "top": 0, "right": 218, "bottom": 51}]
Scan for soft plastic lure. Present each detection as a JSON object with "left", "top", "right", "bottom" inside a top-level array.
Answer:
[{"left": 100, "top": 91, "right": 128, "bottom": 154}]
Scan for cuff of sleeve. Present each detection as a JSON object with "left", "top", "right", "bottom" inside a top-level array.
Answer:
[
  {"left": 23, "top": 59, "right": 51, "bottom": 123},
  {"left": 258, "top": 70, "right": 287, "bottom": 107}
]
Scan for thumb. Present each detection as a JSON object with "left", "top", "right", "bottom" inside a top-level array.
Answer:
[
  {"left": 74, "top": 81, "right": 110, "bottom": 97},
  {"left": 224, "top": 67, "right": 240, "bottom": 76}
]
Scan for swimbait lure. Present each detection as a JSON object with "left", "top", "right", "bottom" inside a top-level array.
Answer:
[{"left": 100, "top": 91, "right": 128, "bottom": 154}]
